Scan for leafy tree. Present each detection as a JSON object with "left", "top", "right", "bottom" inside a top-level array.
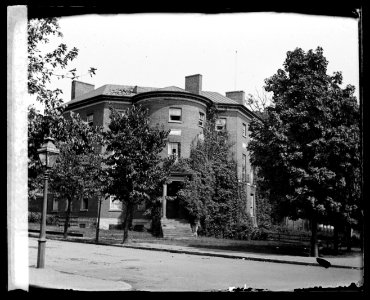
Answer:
[
  {"left": 27, "top": 17, "right": 104, "bottom": 236},
  {"left": 177, "top": 105, "right": 253, "bottom": 239},
  {"left": 103, "top": 105, "right": 171, "bottom": 243},
  {"left": 248, "top": 47, "right": 361, "bottom": 256},
  {"left": 28, "top": 17, "right": 80, "bottom": 197},
  {"left": 49, "top": 112, "right": 104, "bottom": 238}
]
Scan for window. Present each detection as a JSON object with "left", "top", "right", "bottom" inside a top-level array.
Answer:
[
  {"left": 199, "top": 111, "right": 205, "bottom": 127},
  {"left": 215, "top": 118, "right": 226, "bottom": 131},
  {"left": 249, "top": 167, "right": 254, "bottom": 185},
  {"left": 81, "top": 197, "right": 88, "bottom": 211},
  {"left": 169, "top": 129, "right": 181, "bottom": 136},
  {"left": 117, "top": 110, "right": 126, "bottom": 117},
  {"left": 250, "top": 194, "right": 255, "bottom": 217},
  {"left": 168, "top": 142, "right": 180, "bottom": 160},
  {"left": 169, "top": 108, "right": 182, "bottom": 122},
  {"left": 109, "top": 196, "right": 122, "bottom": 211},
  {"left": 242, "top": 154, "right": 247, "bottom": 182},
  {"left": 52, "top": 198, "right": 58, "bottom": 212},
  {"left": 242, "top": 123, "right": 247, "bottom": 137},
  {"left": 137, "top": 202, "right": 146, "bottom": 211},
  {"left": 65, "top": 200, "right": 72, "bottom": 211},
  {"left": 87, "top": 113, "right": 94, "bottom": 126}
]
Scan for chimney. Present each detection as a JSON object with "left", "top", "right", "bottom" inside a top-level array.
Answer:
[
  {"left": 225, "top": 91, "right": 245, "bottom": 105},
  {"left": 71, "top": 80, "right": 95, "bottom": 100},
  {"left": 185, "top": 74, "right": 202, "bottom": 94}
]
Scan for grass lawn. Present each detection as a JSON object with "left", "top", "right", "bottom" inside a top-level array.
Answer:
[{"left": 28, "top": 222, "right": 360, "bottom": 258}]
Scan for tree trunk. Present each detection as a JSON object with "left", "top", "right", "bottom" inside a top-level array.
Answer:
[
  {"left": 95, "top": 196, "right": 102, "bottom": 244},
  {"left": 122, "top": 202, "right": 133, "bottom": 244},
  {"left": 63, "top": 198, "right": 72, "bottom": 239},
  {"left": 333, "top": 220, "right": 339, "bottom": 255},
  {"left": 346, "top": 225, "right": 352, "bottom": 252},
  {"left": 310, "top": 215, "right": 319, "bottom": 257}
]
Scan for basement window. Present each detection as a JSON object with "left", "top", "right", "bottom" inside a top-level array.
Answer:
[{"left": 169, "top": 108, "right": 182, "bottom": 122}]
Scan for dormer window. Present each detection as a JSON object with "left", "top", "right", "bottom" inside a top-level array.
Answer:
[
  {"left": 215, "top": 118, "right": 226, "bottom": 131},
  {"left": 169, "top": 108, "right": 182, "bottom": 122},
  {"left": 199, "top": 111, "right": 205, "bottom": 127}
]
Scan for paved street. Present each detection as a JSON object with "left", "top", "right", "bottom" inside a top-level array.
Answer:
[{"left": 28, "top": 237, "right": 363, "bottom": 291}]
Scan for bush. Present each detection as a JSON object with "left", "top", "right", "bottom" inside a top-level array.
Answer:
[
  {"left": 250, "top": 228, "right": 269, "bottom": 240},
  {"left": 46, "top": 214, "right": 58, "bottom": 225},
  {"left": 28, "top": 212, "right": 41, "bottom": 223},
  {"left": 28, "top": 212, "right": 58, "bottom": 225}
]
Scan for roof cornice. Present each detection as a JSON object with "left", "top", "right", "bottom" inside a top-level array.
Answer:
[
  {"left": 64, "top": 95, "right": 132, "bottom": 111},
  {"left": 132, "top": 91, "right": 213, "bottom": 106},
  {"left": 216, "top": 103, "right": 262, "bottom": 121}
]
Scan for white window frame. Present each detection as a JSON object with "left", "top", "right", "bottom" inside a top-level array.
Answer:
[
  {"left": 242, "top": 154, "right": 247, "bottom": 182},
  {"left": 169, "top": 107, "right": 182, "bottom": 122},
  {"left": 87, "top": 113, "right": 94, "bottom": 126},
  {"left": 249, "top": 167, "right": 254, "bottom": 185},
  {"left": 109, "top": 196, "right": 123, "bottom": 211},
  {"left": 242, "top": 122, "right": 247, "bottom": 137},
  {"left": 199, "top": 111, "right": 205, "bottom": 127},
  {"left": 215, "top": 118, "right": 226, "bottom": 131},
  {"left": 168, "top": 142, "right": 180, "bottom": 160},
  {"left": 80, "top": 197, "right": 89, "bottom": 211},
  {"left": 65, "top": 199, "right": 72, "bottom": 211},
  {"left": 250, "top": 194, "right": 255, "bottom": 217},
  {"left": 52, "top": 198, "right": 58, "bottom": 212},
  {"left": 117, "top": 109, "right": 126, "bottom": 117}
]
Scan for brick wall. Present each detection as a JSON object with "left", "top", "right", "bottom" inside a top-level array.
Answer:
[
  {"left": 139, "top": 97, "right": 207, "bottom": 159},
  {"left": 71, "top": 81, "right": 95, "bottom": 100}
]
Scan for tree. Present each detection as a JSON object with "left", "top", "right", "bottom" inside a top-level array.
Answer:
[
  {"left": 248, "top": 47, "right": 361, "bottom": 256},
  {"left": 27, "top": 17, "right": 103, "bottom": 236},
  {"left": 103, "top": 105, "right": 171, "bottom": 243},
  {"left": 49, "top": 112, "right": 104, "bottom": 238},
  {"left": 177, "top": 105, "right": 253, "bottom": 239},
  {"left": 245, "top": 89, "right": 273, "bottom": 114}
]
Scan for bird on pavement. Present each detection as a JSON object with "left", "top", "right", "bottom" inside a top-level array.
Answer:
[{"left": 316, "top": 257, "right": 331, "bottom": 268}]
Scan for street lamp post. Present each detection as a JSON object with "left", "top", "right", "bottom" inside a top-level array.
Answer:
[{"left": 37, "top": 137, "right": 59, "bottom": 268}]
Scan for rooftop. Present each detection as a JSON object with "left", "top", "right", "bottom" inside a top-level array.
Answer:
[{"left": 67, "top": 83, "right": 240, "bottom": 106}]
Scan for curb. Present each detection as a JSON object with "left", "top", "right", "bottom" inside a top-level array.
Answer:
[
  {"left": 28, "top": 234, "right": 362, "bottom": 270},
  {"left": 118, "top": 244, "right": 363, "bottom": 270}
]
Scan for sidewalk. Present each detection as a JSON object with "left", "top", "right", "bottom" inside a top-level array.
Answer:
[
  {"left": 29, "top": 266, "right": 132, "bottom": 291},
  {"left": 29, "top": 232, "right": 363, "bottom": 270}
]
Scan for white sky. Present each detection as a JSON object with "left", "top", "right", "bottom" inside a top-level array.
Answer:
[{"left": 30, "top": 12, "right": 359, "bottom": 109}]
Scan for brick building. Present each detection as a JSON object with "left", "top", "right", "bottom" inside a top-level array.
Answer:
[{"left": 40, "top": 74, "right": 260, "bottom": 233}]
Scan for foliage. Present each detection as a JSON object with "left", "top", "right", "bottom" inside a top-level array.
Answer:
[
  {"left": 28, "top": 212, "right": 42, "bottom": 223},
  {"left": 176, "top": 104, "right": 254, "bottom": 239},
  {"left": 27, "top": 17, "right": 103, "bottom": 238},
  {"left": 28, "top": 212, "right": 58, "bottom": 225},
  {"left": 46, "top": 214, "right": 58, "bottom": 225},
  {"left": 247, "top": 47, "right": 361, "bottom": 256},
  {"left": 103, "top": 105, "right": 172, "bottom": 242}
]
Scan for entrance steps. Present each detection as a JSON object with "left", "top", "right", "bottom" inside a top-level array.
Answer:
[{"left": 161, "top": 218, "right": 195, "bottom": 239}]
